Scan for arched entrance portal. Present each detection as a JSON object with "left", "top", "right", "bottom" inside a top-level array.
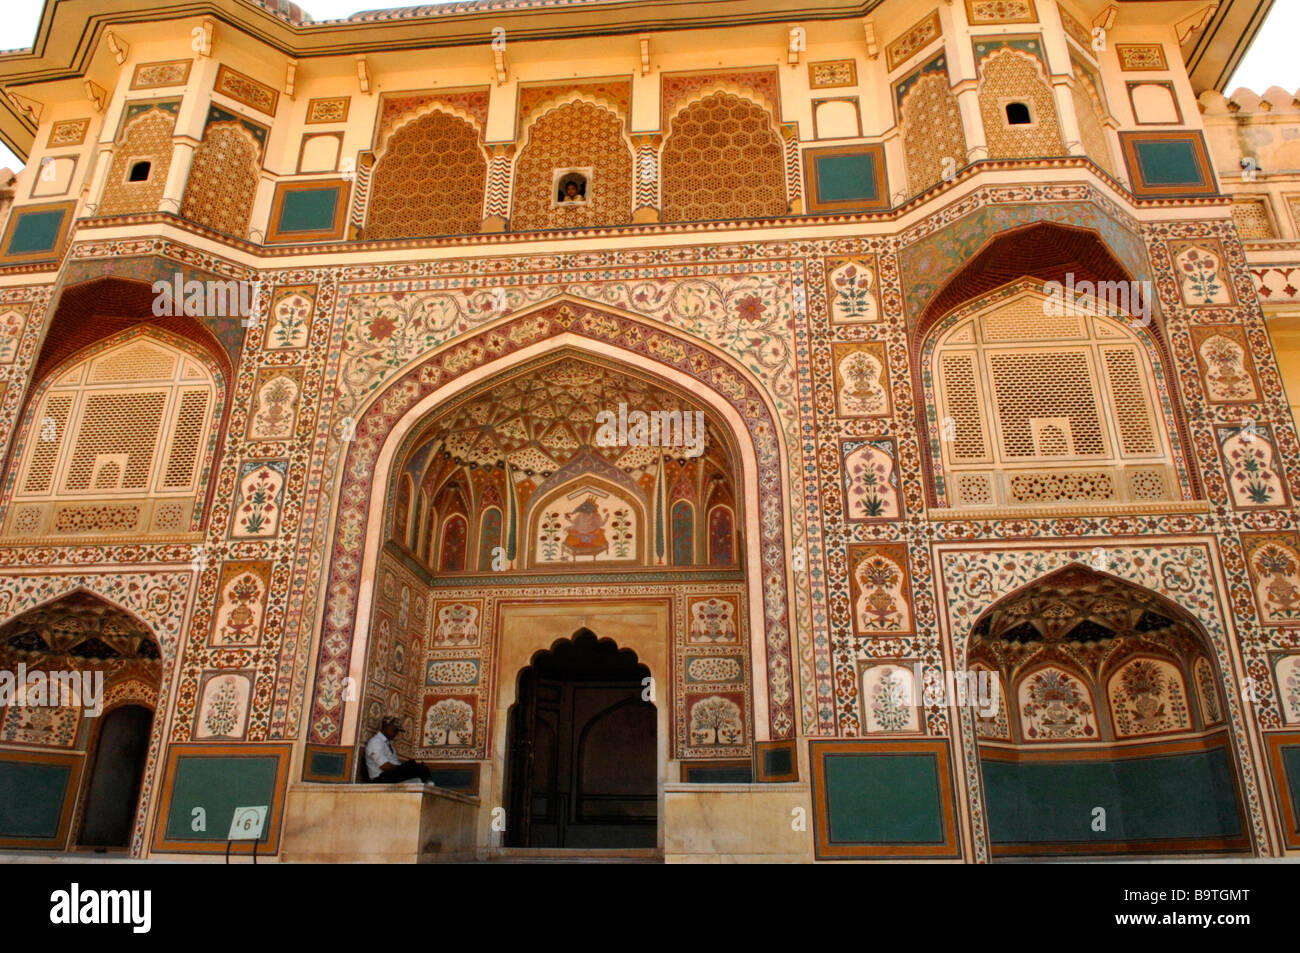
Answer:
[
  {"left": 349, "top": 342, "right": 758, "bottom": 854},
  {"left": 967, "top": 565, "right": 1251, "bottom": 858},
  {"left": 0, "top": 591, "right": 162, "bottom": 852},
  {"left": 78, "top": 705, "right": 153, "bottom": 848},
  {"left": 505, "top": 631, "right": 655, "bottom": 848}
]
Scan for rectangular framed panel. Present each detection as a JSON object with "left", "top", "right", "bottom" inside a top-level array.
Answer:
[
  {"left": 810, "top": 739, "right": 960, "bottom": 859},
  {"left": 152, "top": 743, "right": 291, "bottom": 854},
  {"left": 0, "top": 749, "right": 83, "bottom": 848},
  {"left": 266, "top": 179, "right": 350, "bottom": 243},
  {"left": 803, "top": 144, "right": 890, "bottom": 213},
  {"left": 1119, "top": 131, "right": 1218, "bottom": 198}
]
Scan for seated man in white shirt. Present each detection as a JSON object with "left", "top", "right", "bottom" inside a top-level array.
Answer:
[{"left": 365, "top": 716, "right": 432, "bottom": 784}]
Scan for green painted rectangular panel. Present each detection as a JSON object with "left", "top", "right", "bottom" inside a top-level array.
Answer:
[
  {"left": 815, "top": 153, "right": 879, "bottom": 204},
  {"left": 163, "top": 755, "right": 280, "bottom": 842},
  {"left": 824, "top": 752, "right": 945, "bottom": 844},
  {"left": 428, "top": 768, "right": 477, "bottom": 791},
  {"left": 306, "top": 750, "right": 347, "bottom": 779},
  {"left": 682, "top": 765, "right": 752, "bottom": 783},
  {"left": 8, "top": 209, "right": 65, "bottom": 254},
  {"left": 278, "top": 187, "right": 340, "bottom": 233},
  {"left": 0, "top": 758, "right": 72, "bottom": 838},
  {"left": 1281, "top": 745, "right": 1300, "bottom": 830},
  {"left": 762, "top": 745, "right": 793, "bottom": 777},
  {"left": 982, "top": 748, "right": 1241, "bottom": 844},
  {"left": 1134, "top": 140, "right": 1204, "bottom": 186}
]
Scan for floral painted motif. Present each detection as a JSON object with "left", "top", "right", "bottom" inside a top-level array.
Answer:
[
  {"left": 825, "top": 257, "right": 880, "bottom": 323},
  {"left": 688, "top": 693, "right": 744, "bottom": 746},
  {"left": 266, "top": 289, "right": 314, "bottom": 349},
  {"left": 230, "top": 461, "right": 287, "bottom": 539},
  {"left": 1018, "top": 666, "right": 1097, "bottom": 740},
  {"left": 0, "top": 703, "right": 80, "bottom": 747},
  {"left": 423, "top": 696, "right": 474, "bottom": 746},
  {"left": 1241, "top": 534, "right": 1300, "bottom": 624},
  {"left": 210, "top": 563, "right": 271, "bottom": 647},
  {"left": 1197, "top": 332, "right": 1258, "bottom": 402},
  {"left": 971, "top": 664, "right": 1010, "bottom": 739},
  {"left": 1219, "top": 426, "right": 1288, "bottom": 509},
  {"left": 833, "top": 343, "right": 889, "bottom": 417},
  {"left": 849, "top": 545, "right": 912, "bottom": 634},
  {"left": 0, "top": 308, "right": 25, "bottom": 362},
  {"left": 861, "top": 664, "right": 919, "bottom": 732},
  {"left": 196, "top": 673, "right": 251, "bottom": 739},
  {"left": 1173, "top": 243, "right": 1232, "bottom": 306},
  {"left": 843, "top": 440, "right": 901, "bottom": 520},
  {"left": 248, "top": 371, "right": 300, "bottom": 441},
  {"left": 1107, "top": 658, "right": 1190, "bottom": 737},
  {"left": 1194, "top": 657, "right": 1223, "bottom": 726},
  {"left": 432, "top": 601, "right": 480, "bottom": 646},
  {"left": 687, "top": 596, "right": 739, "bottom": 643},
  {"left": 1279, "top": 656, "right": 1300, "bottom": 725}
]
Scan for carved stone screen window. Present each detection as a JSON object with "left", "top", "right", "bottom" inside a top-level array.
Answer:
[
  {"left": 932, "top": 290, "right": 1174, "bottom": 508},
  {"left": 7, "top": 336, "right": 217, "bottom": 538}
]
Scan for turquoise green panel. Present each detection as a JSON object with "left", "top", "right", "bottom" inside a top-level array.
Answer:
[
  {"left": 8, "top": 209, "right": 66, "bottom": 254},
  {"left": 815, "top": 152, "right": 879, "bottom": 204},
  {"left": 278, "top": 186, "right": 341, "bottom": 234},
  {"left": 163, "top": 754, "right": 279, "bottom": 842},
  {"left": 982, "top": 747, "right": 1241, "bottom": 844},
  {"left": 1134, "top": 139, "right": 1204, "bottom": 186},
  {"left": 823, "top": 752, "right": 945, "bottom": 844},
  {"left": 0, "top": 758, "right": 72, "bottom": 839}
]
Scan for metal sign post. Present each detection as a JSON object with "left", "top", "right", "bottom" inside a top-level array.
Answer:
[{"left": 225, "top": 805, "right": 268, "bottom": 864}]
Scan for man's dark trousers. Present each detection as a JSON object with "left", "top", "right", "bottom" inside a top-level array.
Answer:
[{"left": 375, "top": 760, "right": 431, "bottom": 783}]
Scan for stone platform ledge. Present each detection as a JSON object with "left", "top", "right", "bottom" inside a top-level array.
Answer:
[
  {"left": 280, "top": 781, "right": 480, "bottom": 864},
  {"left": 664, "top": 782, "right": 813, "bottom": 863}
]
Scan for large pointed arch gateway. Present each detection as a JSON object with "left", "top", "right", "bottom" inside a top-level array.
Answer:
[
  {"left": 307, "top": 296, "right": 795, "bottom": 848},
  {"left": 962, "top": 565, "right": 1252, "bottom": 858}
]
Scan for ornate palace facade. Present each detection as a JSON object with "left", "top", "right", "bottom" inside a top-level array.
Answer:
[{"left": 0, "top": 0, "right": 1296, "bottom": 862}]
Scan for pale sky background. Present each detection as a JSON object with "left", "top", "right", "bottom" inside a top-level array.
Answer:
[{"left": 1, "top": 0, "right": 1297, "bottom": 171}]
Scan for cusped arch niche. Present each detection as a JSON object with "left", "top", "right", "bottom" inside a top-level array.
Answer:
[
  {"left": 4, "top": 327, "right": 224, "bottom": 539},
  {"left": 660, "top": 90, "right": 787, "bottom": 222},
  {"left": 388, "top": 351, "right": 742, "bottom": 572},
  {"left": 511, "top": 99, "right": 634, "bottom": 230},
  {"left": 366, "top": 108, "right": 488, "bottom": 239},
  {"left": 926, "top": 283, "right": 1178, "bottom": 509}
]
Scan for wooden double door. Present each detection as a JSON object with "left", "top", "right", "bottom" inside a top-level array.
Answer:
[{"left": 505, "top": 632, "right": 657, "bottom": 848}]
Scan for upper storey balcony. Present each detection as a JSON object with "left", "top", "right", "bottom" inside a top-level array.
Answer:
[{"left": 0, "top": 0, "right": 1269, "bottom": 264}]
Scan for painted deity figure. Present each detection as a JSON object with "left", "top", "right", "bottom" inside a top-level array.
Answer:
[{"left": 563, "top": 497, "right": 608, "bottom": 558}]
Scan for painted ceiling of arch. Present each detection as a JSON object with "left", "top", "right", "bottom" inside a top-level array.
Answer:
[
  {"left": 400, "top": 354, "right": 733, "bottom": 484},
  {"left": 969, "top": 567, "right": 1208, "bottom": 677},
  {"left": 0, "top": 591, "right": 160, "bottom": 662}
]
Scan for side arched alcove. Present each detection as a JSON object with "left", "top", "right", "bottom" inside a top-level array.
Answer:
[
  {"left": 955, "top": 564, "right": 1252, "bottom": 859},
  {"left": 905, "top": 220, "right": 1202, "bottom": 513}
]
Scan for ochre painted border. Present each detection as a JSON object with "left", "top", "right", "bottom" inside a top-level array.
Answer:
[
  {"left": 0, "top": 200, "right": 75, "bottom": 265},
  {"left": 754, "top": 739, "right": 798, "bottom": 782},
  {"left": 265, "top": 179, "right": 351, "bottom": 244},
  {"left": 803, "top": 143, "right": 890, "bottom": 213},
  {"left": 1264, "top": 731, "right": 1300, "bottom": 850},
  {"left": 1119, "top": 130, "right": 1218, "bottom": 199},
  {"left": 302, "top": 743, "right": 353, "bottom": 782}
]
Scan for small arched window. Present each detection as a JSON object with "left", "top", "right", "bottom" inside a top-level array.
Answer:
[{"left": 8, "top": 333, "right": 218, "bottom": 536}]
